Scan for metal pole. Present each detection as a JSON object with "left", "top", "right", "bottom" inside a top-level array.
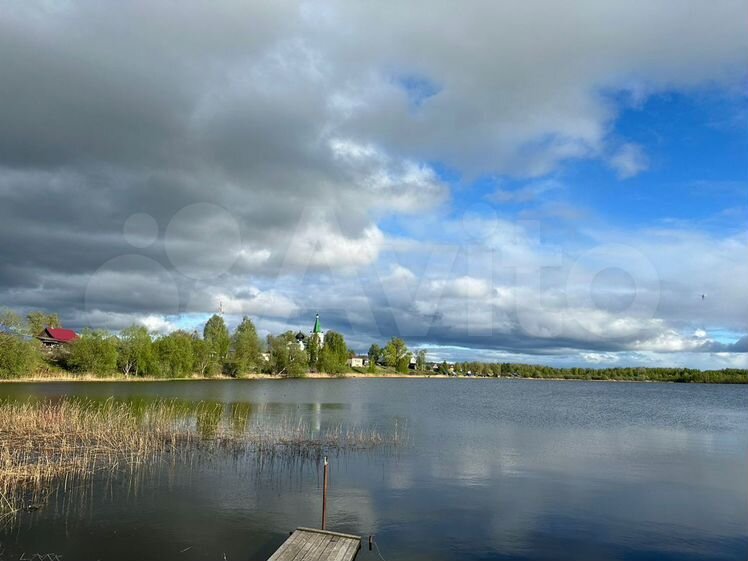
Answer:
[{"left": 321, "top": 456, "right": 328, "bottom": 530}]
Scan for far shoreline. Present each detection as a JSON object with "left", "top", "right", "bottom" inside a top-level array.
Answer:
[{"left": 0, "top": 372, "right": 744, "bottom": 384}]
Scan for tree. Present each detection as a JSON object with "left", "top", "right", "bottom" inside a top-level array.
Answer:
[
  {"left": 1, "top": 309, "right": 27, "bottom": 335},
  {"left": 0, "top": 310, "right": 39, "bottom": 378},
  {"left": 416, "top": 349, "right": 427, "bottom": 372},
  {"left": 383, "top": 337, "right": 411, "bottom": 373},
  {"left": 0, "top": 334, "right": 38, "bottom": 379},
  {"left": 318, "top": 330, "right": 348, "bottom": 374},
  {"left": 267, "top": 331, "right": 307, "bottom": 377},
  {"left": 368, "top": 343, "right": 382, "bottom": 365},
  {"left": 155, "top": 330, "right": 195, "bottom": 377},
  {"left": 117, "top": 325, "right": 155, "bottom": 376},
  {"left": 191, "top": 336, "right": 212, "bottom": 376},
  {"left": 68, "top": 329, "right": 118, "bottom": 375},
  {"left": 26, "top": 311, "right": 60, "bottom": 336},
  {"left": 232, "top": 316, "right": 261, "bottom": 374},
  {"left": 203, "top": 314, "right": 230, "bottom": 373},
  {"left": 307, "top": 333, "right": 321, "bottom": 371}
]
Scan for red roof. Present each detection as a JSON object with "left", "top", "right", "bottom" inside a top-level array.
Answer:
[{"left": 43, "top": 328, "right": 79, "bottom": 343}]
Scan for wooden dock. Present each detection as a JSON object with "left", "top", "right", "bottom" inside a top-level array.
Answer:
[{"left": 267, "top": 527, "right": 361, "bottom": 561}]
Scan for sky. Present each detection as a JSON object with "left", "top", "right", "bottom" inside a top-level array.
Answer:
[{"left": 0, "top": 1, "right": 747, "bottom": 368}]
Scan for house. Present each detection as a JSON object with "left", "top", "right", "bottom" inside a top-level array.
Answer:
[
  {"left": 348, "top": 355, "right": 368, "bottom": 368},
  {"left": 36, "top": 327, "right": 79, "bottom": 348}
]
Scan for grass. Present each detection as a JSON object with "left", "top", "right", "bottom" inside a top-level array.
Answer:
[{"left": 0, "top": 398, "right": 404, "bottom": 520}]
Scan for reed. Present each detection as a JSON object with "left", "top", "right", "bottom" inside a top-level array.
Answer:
[{"left": 0, "top": 398, "right": 403, "bottom": 519}]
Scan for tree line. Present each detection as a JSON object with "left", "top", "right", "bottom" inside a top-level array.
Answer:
[
  {"left": 1, "top": 309, "right": 745, "bottom": 382},
  {"left": 0, "top": 310, "right": 357, "bottom": 379},
  {"left": 0, "top": 309, "right": 431, "bottom": 379},
  {"left": 445, "top": 361, "right": 747, "bottom": 384}
]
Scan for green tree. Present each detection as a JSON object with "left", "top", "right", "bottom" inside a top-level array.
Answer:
[
  {"left": 368, "top": 343, "right": 382, "bottom": 365},
  {"left": 1, "top": 309, "right": 27, "bottom": 335},
  {"left": 68, "top": 329, "right": 118, "bottom": 375},
  {"left": 383, "top": 337, "right": 411, "bottom": 373},
  {"left": 267, "top": 331, "right": 307, "bottom": 377},
  {"left": 0, "top": 310, "right": 39, "bottom": 378},
  {"left": 191, "top": 336, "right": 212, "bottom": 376},
  {"left": 318, "top": 330, "right": 348, "bottom": 374},
  {"left": 117, "top": 325, "right": 155, "bottom": 376},
  {"left": 154, "top": 330, "right": 195, "bottom": 377},
  {"left": 307, "top": 334, "right": 321, "bottom": 371},
  {"left": 367, "top": 353, "right": 377, "bottom": 373},
  {"left": 232, "top": 316, "right": 261, "bottom": 375},
  {"left": 416, "top": 349, "right": 427, "bottom": 372},
  {"left": 0, "top": 335, "right": 39, "bottom": 379},
  {"left": 203, "top": 315, "right": 230, "bottom": 373},
  {"left": 26, "top": 311, "right": 60, "bottom": 336}
]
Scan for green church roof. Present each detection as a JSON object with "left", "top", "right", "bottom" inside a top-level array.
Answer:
[{"left": 312, "top": 313, "right": 322, "bottom": 333}]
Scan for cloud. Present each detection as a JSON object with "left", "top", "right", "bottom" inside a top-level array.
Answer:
[
  {"left": 139, "top": 315, "right": 179, "bottom": 335},
  {"left": 208, "top": 288, "right": 299, "bottom": 318},
  {"left": 0, "top": 2, "right": 746, "bottom": 366},
  {"left": 281, "top": 215, "right": 385, "bottom": 271},
  {"left": 488, "top": 180, "right": 564, "bottom": 204},
  {"left": 609, "top": 143, "right": 649, "bottom": 179}
]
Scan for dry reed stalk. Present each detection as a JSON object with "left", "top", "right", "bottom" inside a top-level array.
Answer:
[{"left": 0, "top": 398, "right": 404, "bottom": 519}]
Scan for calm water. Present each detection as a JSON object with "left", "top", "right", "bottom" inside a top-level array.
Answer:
[{"left": 1, "top": 379, "right": 746, "bottom": 560}]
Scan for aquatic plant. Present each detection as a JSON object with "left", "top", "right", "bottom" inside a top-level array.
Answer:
[{"left": 0, "top": 398, "right": 404, "bottom": 520}]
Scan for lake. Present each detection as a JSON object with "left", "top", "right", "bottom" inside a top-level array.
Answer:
[{"left": 1, "top": 379, "right": 746, "bottom": 560}]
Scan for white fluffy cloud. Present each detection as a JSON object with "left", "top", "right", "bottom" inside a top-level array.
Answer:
[{"left": 0, "top": 1, "right": 746, "bottom": 365}]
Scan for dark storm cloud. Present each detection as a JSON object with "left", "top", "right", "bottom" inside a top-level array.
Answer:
[{"left": 0, "top": 1, "right": 746, "bottom": 363}]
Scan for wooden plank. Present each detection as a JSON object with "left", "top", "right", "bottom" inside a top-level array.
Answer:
[
  {"left": 267, "top": 530, "right": 303, "bottom": 561},
  {"left": 267, "top": 528, "right": 360, "bottom": 561},
  {"left": 300, "top": 533, "right": 333, "bottom": 561},
  {"left": 331, "top": 538, "right": 358, "bottom": 561},
  {"left": 337, "top": 539, "right": 361, "bottom": 561},
  {"left": 295, "top": 527, "right": 361, "bottom": 541},
  {"left": 323, "top": 536, "right": 345, "bottom": 561},
  {"left": 315, "top": 535, "right": 340, "bottom": 561},
  {"left": 289, "top": 532, "right": 325, "bottom": 561},
  {"left": 275, "top": 530, "right": 315, "bottom": 561}
]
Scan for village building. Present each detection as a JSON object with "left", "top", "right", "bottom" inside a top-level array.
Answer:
[
  {"left": 36, "top": 327, "right": 79, "bottom": 348},
  {"left": 295, "top": 331, "right": 306, "bottom": 350},
  {"left": 348, "top": 355, "right": 369, "bottom": 368},
  {"left": 310, "top": 313, "right": 324, "bottom": 346}
]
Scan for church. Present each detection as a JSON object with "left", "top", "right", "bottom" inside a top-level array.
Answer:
[{"left": 295, "top": 313, "right": 324, "bottom": 349}]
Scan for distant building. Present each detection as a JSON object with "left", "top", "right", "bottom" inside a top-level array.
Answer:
[
  {"left": 295, "top": 331, "right": 306, "bottom": 350},
  {"left": 310, "top": 313, "right": 324, "bottom": 347},
  {"left": 348, "top": 355, "right": 368, "bottom": 368},
  {"left": 36, "top": 327, "right": 78, "bottom": 348}
]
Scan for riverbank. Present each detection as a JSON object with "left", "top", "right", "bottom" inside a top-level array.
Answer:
[
  {"left": 1, "top": 371, "right": 746, "bottom": 383},
  {"left": 0, "top": 371, "right": 452, "bottom": 383}
]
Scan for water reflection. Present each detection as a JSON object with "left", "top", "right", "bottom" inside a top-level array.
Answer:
[{"left": 0, "top": 380, "right": 745, "bottom": 561}]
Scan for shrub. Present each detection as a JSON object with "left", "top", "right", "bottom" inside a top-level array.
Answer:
[
  {"left": 0, "top": 334, "right": 39, "bottom": 378},
  {"left": 68, "top": 329, "right": 118, "bottom": 375}
]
